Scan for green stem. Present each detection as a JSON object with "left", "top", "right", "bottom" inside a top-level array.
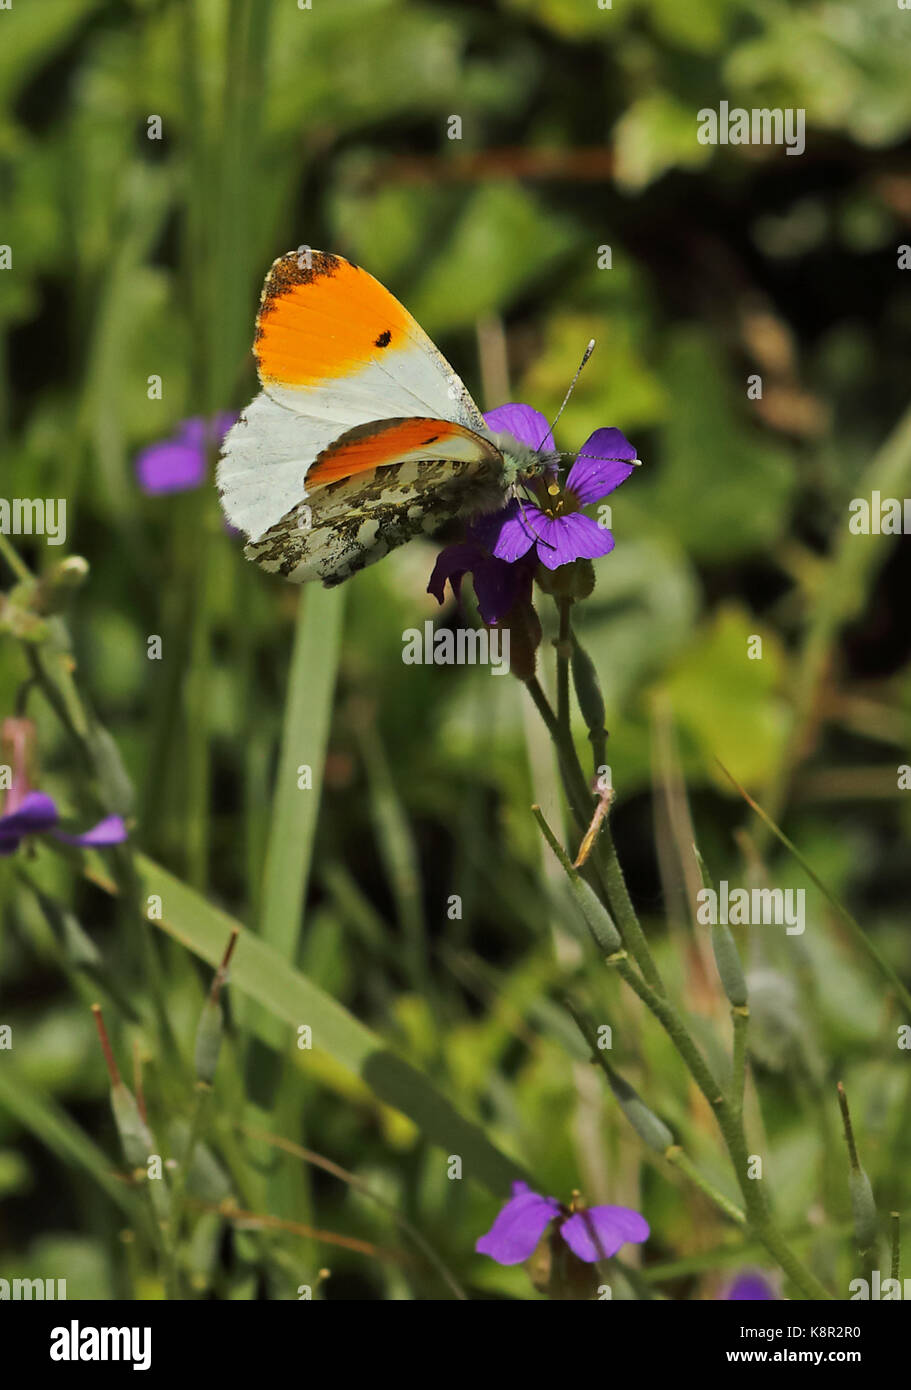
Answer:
[
  {"left": 608, "top": 953, "right": 831, "bottom": 1299},
  {"left": 664, "top": 1146, "right": 746, "bottom": 1226},
  {"left": 525, "top": 676, "right": 664, "bottom": 991},
  {"left": 0, "top": 531, "right": 32, "bottom": 582},
  {"left": 555, "top": 597, "right": 571, "bottom": 737},
  {"left": 169, "top": 1080, "right": 211, "bottom": 1261},
  {"left": 593, "top": 827, "right": 664, "bottom": 994}
]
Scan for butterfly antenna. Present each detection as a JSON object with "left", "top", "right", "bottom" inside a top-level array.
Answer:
[{"left": 538, "top": 339, "right": 596, "bottom": 450}]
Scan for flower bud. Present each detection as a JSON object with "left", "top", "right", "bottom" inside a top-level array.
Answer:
[
  {"left": 34, "top": 556, "right": 90, "bottom": 613},
  {"left": 535, "top": 558, "right": 595, "bottom": 600}
]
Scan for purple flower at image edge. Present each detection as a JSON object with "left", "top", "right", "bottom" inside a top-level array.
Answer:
[
  {"left": 726, "top": 1270, "right": 776, "bottom": 1300},
  {"left": 136, "top": 412, "right": 238, "bottom": 496},
  {"left": 476, "top": 402, "right": 638, "bottom": 571},
  {"left": 476, "top": 1181, "right": 649, "bottom": 1266},
  {"left": 0, "top": 790, "right": 127, "bottom": 858}
]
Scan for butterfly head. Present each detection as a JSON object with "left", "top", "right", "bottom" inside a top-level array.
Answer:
[{"left": 488, "top": 431, "right": 561, "bottom": 489}]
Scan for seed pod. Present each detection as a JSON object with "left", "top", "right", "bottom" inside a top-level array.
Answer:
[
  {"left": 850, "top": 1167, "right": 878, "bottom": 1253},
  {"left": 571, "top": 873, "right": 623, "bottom": 956},
  {"left": 194, "top": 998, "right": 224, "bottom": 1087},
  {"left": 711, "top": 923, "right": 748, "bottom": 1007},
  {"left": 194, "top": 928, "right": 239, "bottom": 1084},
  {"left": 111, "top": 1080, "right": 155, "bottom": 1171},
  {"left": 570, "top": 639, "right": 606, "bottom": 742},
  {"left": 88, "top": 723, "right": 135, "bottom": 817},
  {"left": 603, "top": 1063, "right": 674, "bottom": 1153},
  {"left": 694, "top": 844, "right": 748, "bottom": 1006}
]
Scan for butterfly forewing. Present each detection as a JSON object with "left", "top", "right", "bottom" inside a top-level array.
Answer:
[{"left": 217, "top": 250, "right": 501, "bottom": 576}]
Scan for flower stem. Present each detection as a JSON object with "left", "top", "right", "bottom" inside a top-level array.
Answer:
[
  {"left": 607, "top": 952, "right": 831, "bottom": 1298},
  {"left": 525, "top": 675, "right": 664, "bottom": 990},
  {"left": 663, "top": 1146, "right": 746, "bottom": 1226},
  {"left": 592, "top": 827, "right": 665, "bottom": 994},
  {"left": 555, "top": 597, "right": 572, "bottom": 737},
  {"left": 0, "top": 531, "right": 31, "bottom": 583},
  {"left": 529, "top": 637, "right": 831, "bottom": 1295}
]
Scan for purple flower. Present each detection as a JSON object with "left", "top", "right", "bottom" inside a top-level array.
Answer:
[
  {"left": 476, "top": 404, "right": 638, "bottom": 571},
  {"left": 0, "top": 717, "right": 127, "bottom": 857},
  {"left": 0, "top": 790, "right": 127, "bottom": 858},
  {"left": 427, "top": 541, "right": 535, "bottom": 626},
  {"left": 136, "top": 413, "right": 237, "bottom": 495},
  {"left": 726, "top": 1270, "right": 776, "bottom": 1300},
  {"left": 476, "top": 1181, "right": 649, "bottom": 1266}
]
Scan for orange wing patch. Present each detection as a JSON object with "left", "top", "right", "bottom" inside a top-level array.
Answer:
[
  {"left": 255, "top": 251, "right": 412, "bottom": 388},
  {"left": 305, "top": 418, "right": 488, "bottom": 489}
]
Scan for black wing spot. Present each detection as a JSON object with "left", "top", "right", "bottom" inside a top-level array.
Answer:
[{"left": 374, "top": 330, "right": 392, "bottom": 348}]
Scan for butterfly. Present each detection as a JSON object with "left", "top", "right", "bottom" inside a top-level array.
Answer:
[{"left": 216, "top": 248, "right": 568, "bottom": 588}]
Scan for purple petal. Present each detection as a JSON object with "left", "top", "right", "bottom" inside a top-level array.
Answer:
[
  {"left": 560, "top": 1205, "right": 650, "bottom": 1262},
  {"left": 726, "top": 1271, "right": 775, "bottom": 1300},
  {"left": 566, "top": 429, "right": 637, "bottom": 505},
  {"left": 53, "top": 815, "right": 129, "bottom": 849},
  {"left": 427, "top": 543, "right": 481, "bottom": 608},
  {"left": 136, "top": 441, "right": 206, "bottom": 495},
  {"left": 484, "top": 404, "right": 555, "bottom": 454},
  {"left": 174, "top": 417, "right": 208, "bottom": 448},
  {"left": 471, "top": 556, "right": 526, "bottom": 625},
  {"left": 475, "top": 1181, "right": 561, "bottom": 1265},
  {"left": 479, "top": 503, "right": 540, "bottom": 564},
  {"left": 0, "top": 790, "right": 59, "bottom": 842},
  {"left": 534, "top": 513, "right": 615, "bottom": 570},
  {"left": 428, "top": 539, "right": 531, "bottom": 624}
]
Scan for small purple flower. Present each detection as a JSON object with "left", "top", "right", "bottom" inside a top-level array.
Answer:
[
  {"left": 136, "top": 413, "right": 237, "bottom": 495},
  {"left": 476, "top": 1181, "right": 649, "bottom": 1266},
  {"left": 476, "top": 404, "right": 638, "bottom": 571},
  {"left": 726, "top": 1270, "right": 776, "bottom": 1300},
  {"left": 0, "top": 790, "right": 127, "bottom": 858},
  {"left": 0, "top": 717, "right": 127, "bottom": 857}
]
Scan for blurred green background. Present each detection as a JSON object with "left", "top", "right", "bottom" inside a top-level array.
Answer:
[{"left": 1, "top": 0, "right": 910, "bottom": 1300}]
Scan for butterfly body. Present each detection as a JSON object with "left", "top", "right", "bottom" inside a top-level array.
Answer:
[{"left": 218, "top": 249, "right": 550, "bottom": 586}]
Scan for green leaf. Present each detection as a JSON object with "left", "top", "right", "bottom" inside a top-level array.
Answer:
[
  {"left": 0, "top": 1061, "right": 137, "bottom": 1217},
  {"left": 102, "top": 853, "right": 526, "bottom": 1197},
  {"left": 259, "top": 585, "right": 345, "bottom": 962}
]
